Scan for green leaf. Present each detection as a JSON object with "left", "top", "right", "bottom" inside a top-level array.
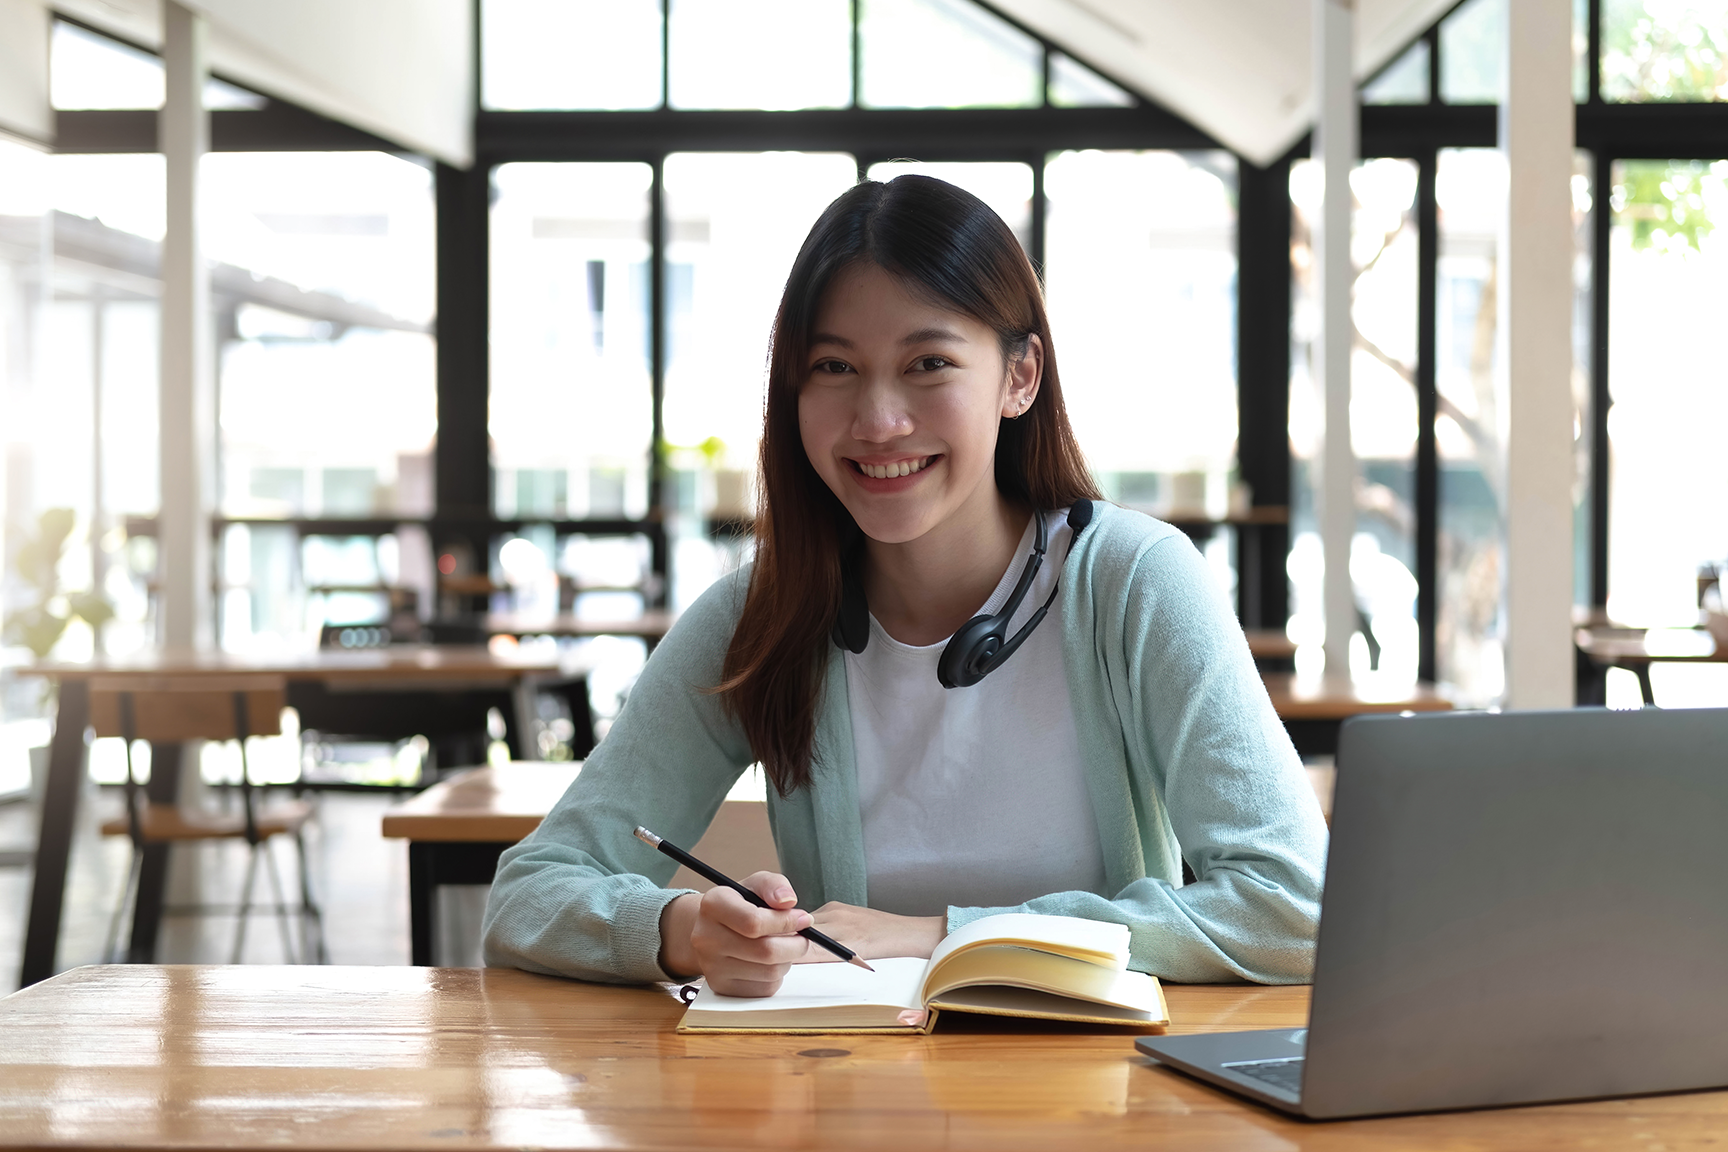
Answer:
[
  {"left": 2, "top": 606, "right": 69, "bottom": 660},
  {"left": 67, "top": 591, "right": 115, "bottom": 627}
]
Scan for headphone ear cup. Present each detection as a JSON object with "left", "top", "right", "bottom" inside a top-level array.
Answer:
[
  {"left": 938, "top": 613, "right": 1007, "bottom": 689},
  {"left": 832, "top": 567, "right": 870, "bottom": 654}
]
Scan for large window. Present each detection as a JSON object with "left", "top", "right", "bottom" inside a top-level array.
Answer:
[
  {"left": 1289, "top": 158, "right": 1422, "bottom": 682},
  {"left": 1607, "top": 159, "right": 1728, "bottom": 627},
  {"left": 1044, "top": 150, "right": 1238, "bottom": 518},
  {"left": 481, "top": 0, "right": 1129, "bottom": 111}
]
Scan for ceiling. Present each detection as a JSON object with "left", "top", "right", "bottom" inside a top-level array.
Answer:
[{"left": 992, "top": 0, "right": 1461, "bottom": 164}]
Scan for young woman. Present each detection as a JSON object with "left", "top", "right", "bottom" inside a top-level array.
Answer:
[{"left": 483, "top": 175, "right": 1327, "bottom": 995}]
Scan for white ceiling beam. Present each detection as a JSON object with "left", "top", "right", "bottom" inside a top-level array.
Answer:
[
  {"left": 54, "top": 0, "right": 474, "bottom": 166},
  {"left": 991, "top": 0, "right": 1460, "bottom": 165},
  {"left": 0, "top": 0, "right": 53, "bottom": 146}
]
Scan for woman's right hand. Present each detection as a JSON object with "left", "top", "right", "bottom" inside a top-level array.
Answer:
[{"left": 657, "top": 872, "right": 814, "bottom": 996}]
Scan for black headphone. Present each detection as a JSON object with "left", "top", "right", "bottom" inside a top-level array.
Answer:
[{"left": 831, "top": 499, "right": 1095, "bottom": 688}]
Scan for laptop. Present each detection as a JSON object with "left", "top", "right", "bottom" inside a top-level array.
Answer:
[{"left": 1136, "top": 706, "right": 1728, "bottom": 1119}]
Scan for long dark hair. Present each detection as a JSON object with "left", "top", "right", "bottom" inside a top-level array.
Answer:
[{"left": 719, "top": 175, "right": 1099, "bottom": 796}]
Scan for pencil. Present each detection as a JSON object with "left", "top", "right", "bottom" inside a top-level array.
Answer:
[{"left": 634, "top": 826, "right": 875, "bottom": 972}]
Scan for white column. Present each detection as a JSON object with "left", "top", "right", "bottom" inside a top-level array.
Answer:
[
  {"left": 158, "top": 1, "right": 213, "bottom": 651},
  {"left": 1500, "top": 0, "right": 1575, "bottom": 708},
  {"left": 1314, "top": 0, "right": 1357, "bottom": 676}
]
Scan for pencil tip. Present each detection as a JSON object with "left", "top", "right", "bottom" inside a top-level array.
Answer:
[{"left": 849, "top": 956, "right": 876, "bottom": 973}]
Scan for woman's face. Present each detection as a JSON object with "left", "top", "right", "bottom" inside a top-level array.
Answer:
[{"left": 798, "top": 262, "right": 1039, "bottom": 546}]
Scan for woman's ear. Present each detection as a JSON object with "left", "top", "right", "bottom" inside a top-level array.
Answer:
[{"left": 1002, "top": 332, "right": 1044, "bottom": 418}]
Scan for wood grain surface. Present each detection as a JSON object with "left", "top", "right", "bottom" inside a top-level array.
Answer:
[
  {"left": 1260, "top": 673, "right": 1454, "bottom": 720},
  {"left": 14, "top": 646, "right": 560, "bottom": 686},
  {"left": 382, "top": 763, "right": 584, "bottom": 842},
  {"left": 381, "top": 765, "right": 779, "bottom": 892},
  {"left": 3, "top": 965, "right": 1724, "bottom": 1150}
]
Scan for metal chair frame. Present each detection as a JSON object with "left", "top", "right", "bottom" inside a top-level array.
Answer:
[{"left": 100, "top": 684, "right": 328, "bottom": 965}]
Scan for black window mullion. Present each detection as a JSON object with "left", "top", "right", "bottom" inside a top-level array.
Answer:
[
  {"left": 851, "top": 0, "right": 862, "bottom": 109},
  {"left": 660, "top": 0, "right": 671, "bottom": 111},
  {"left": 649, "top": 156, "right": 669, "bottom": 608},
  {"left": 1426, "top": 25, "right": 1441, "bottom": 105},
  {"left": 1588, "top": 0, "right": 1603, "bottom": 104},
  {"left": 1415, "top": 149, "right": 1439, "bottom": 683},
  {"left": 1233, "top": 152, "right": 1294, "bottom": 632},
  {"left": 1590, "top": 148, "right": 1612, "bottom": 610},
  {"left": 1029, "top": 152, "right": 1046, "bottom": 280}
]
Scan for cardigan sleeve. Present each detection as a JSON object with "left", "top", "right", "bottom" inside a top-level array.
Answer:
[
  {"left": 481, "top": 571, "right": 756, "bottom": 984},
  {"left": 947, "top": 524, "right": 1329, "bottom": 984}
]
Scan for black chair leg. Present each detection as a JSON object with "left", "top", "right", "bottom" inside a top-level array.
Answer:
[
  {"left": 104, "top": 847, "right": 143, "bottom": 964},
  {"left": 231, "top": 843, "right": 262, "bottom": 965},
  {"left": 295, "top": 828, "right": 328, "bottom": 964}
]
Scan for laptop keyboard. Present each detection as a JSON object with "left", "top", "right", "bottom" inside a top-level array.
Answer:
[{"left": 1222, "top": 1057, "right": 1305, "bottom": 1095}]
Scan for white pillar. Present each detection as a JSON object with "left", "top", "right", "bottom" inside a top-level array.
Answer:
[
  {"left": 158, "top": 1, "right": 213, "bottom": 651},
  {"left": 1314, "top": 0, "right": 1357, "bottom": 676},
  {"left": 1500, "top": 0, "right": 1575, "bottom": 708}
]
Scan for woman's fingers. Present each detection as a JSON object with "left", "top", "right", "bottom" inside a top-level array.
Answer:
[
  {"left": 687, "top": 881, "right": 815, "bottom": 995},
  {"left": 698, "top": 887, "right": 810, "bottom": 954}
]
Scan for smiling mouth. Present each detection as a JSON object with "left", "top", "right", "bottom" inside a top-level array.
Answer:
[{"left": 850, "top": 456, "right": 935, "bottom": 480}]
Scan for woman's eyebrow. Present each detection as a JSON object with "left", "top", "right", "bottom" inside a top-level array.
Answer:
[
  {"left": 900, "top": 326, "right": 966, "bottom": 346},
  {"left": 809, "top": 332, "right": 853, "bottom": 349}
]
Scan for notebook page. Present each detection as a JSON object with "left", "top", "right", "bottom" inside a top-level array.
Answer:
[
  {"left": 927, "top": 914, "right": 1130, "bottom": 972},
  {"left": 685, "top": 957, "right": 927, "bottom": 1015}
]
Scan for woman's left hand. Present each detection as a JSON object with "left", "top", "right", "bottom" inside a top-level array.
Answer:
[{"left": 806, "top": 903, "right": 946, "bottom": 961}]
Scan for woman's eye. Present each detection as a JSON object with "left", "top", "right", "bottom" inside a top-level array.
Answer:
[
  {"left": 813, "top": 359, "right": 852, "bottom": 375},
  {"left": 914, "top": 356, "right": 952, "bottom": 372}
]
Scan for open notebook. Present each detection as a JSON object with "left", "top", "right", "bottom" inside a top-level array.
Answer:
[{"left": 677, "top": 913, "right": 1169, "bottom": 1034}]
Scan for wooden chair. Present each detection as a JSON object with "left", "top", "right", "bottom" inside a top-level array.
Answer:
[{"left": 90, "top": 675, "right": 326, "bottom": 965}]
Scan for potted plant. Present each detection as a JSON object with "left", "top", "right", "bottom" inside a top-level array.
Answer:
[{"left": 4, "top": 509, "right": 114, "bottom": 803}]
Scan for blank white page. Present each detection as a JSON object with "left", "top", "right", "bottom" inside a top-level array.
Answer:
[{"left": 686, "top": 957, "right": 927, "bottom": 1014}]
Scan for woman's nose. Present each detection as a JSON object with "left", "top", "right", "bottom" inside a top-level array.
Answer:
[{"left": 851, "top": 380, "right": 913, "bottom": 443}]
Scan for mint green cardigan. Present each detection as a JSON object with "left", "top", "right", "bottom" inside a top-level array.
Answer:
[{"left": 482, "top": 504, "right": 1329, "bottom": 984}]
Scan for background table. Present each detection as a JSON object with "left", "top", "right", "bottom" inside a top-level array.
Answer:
[
  {"left": 5, "top": 964, "right": 1724, "bottom": 1150},
  {"left": 1574, "top": 625, "right": 1726, "bottom": 705},
  {"left": 485, "top": 611, "right": 677, "bottom": 649},
  {"left": 15, "top": 647, "right": 560, "bottom": 988},
  {"left": 1262, "top": 673, "right": 1454, "bottom": 756},
  {"left": 382, "top": 764, "right": 776, "bottom": 965}
]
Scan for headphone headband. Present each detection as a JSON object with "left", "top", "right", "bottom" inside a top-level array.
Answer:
[{"left": 832, "top": 500, "right": 1095, "bottom": 688}]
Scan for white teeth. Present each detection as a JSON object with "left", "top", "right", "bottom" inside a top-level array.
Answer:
[{"left": 859, "top": 456, "right": 930, "bottom": 480}]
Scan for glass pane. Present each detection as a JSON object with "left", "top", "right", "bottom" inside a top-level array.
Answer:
[
  {"left": 860, "top": 0, "right": 1042, "bottom": 109},
  {"left": 662, "top": 152, "right": 858, "bottom": 608},
  {"left": 1575, "top": 0, "right": 1591, "bottom": 102},
  {"left": 1, "top": 149, "right": 165, "bottom": 662},
  {"left": 865, "top": 161, "right": 1032, "bottom": 253},
  {"left": 51, "top": 21, "right": 264, "bottom": 111},
  {"left": 1434, "top": 148, "right": 1506, "bottom": 703},
  {"left": 490, "top": 162, "right": 654, "bottom": 527},
  {"left": 482, "top": 0, "right": 663, "bottom": 111},
  {"left": 1439, "top": 0, "right": 1505, "bottom": 105},
  {"left": 203, "top": 153, "right": 437, "bottom": 653},
  {"left": 1607, "top": 159, "right": 1728, "bottom": 626},
  {"left": 1045, "top": 150, "right": 1238, "bottom": 592},
  {"left": 1289, "top": 158, "right": 1422, "bottom": 683},
  {"left": 1602, "top": 0, "right": 1728, "bottom": 102},
  {"left": 1362, "top": 39, "right": 1430, "bottom": 105},
  {"left": 1049, "top": 52, "right": 1133, "bottom": 108},
  {"left": 669, "top": 0, "right": 851, "bottom": 110}
]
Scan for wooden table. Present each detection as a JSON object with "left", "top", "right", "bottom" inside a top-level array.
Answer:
[
  {"left": 486, "top": 610, "right": 677, "bottom": 647},
  {"left": 15, "top": 647, "right": 560, "bottom": 989},
  {"left": 1262, "top": 673, "right": 1454, "bottom": 756},
  {"left": 5, "top": 964, "right": 1724, "bottom": 1150},
  {"left": 1243, "top": 628, "right": 1296, "bottom": 673},
  {"left": 382, "top": 762, "right": 582, "bottom": 965},
  {"left": 381, "top": 764, "right": 776, "bottom": 965},
  {"left": 1575, "top": 625, "right": 1726, "bottom": 705}
]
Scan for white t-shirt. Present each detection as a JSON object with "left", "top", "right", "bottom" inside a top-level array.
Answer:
[{"left": 846, "top": 510, "right": 1107, "bottom": 917}]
